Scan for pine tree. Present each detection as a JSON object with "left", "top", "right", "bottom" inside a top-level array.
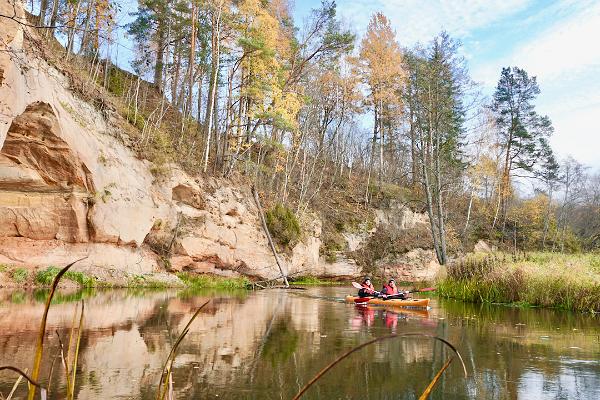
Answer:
[{"left": 491, "top": 66, "right": 554, "bottom": 227}]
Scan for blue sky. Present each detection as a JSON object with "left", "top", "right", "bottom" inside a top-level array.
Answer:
[{"left": 295, "top": 0, "right": 600, "bottom": 170}]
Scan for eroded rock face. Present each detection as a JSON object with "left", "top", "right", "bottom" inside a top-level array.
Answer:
[
  {"left": 1, "top": 102, "right": 93, "bottom": 190},
  {"left": 378, "top": 248, "right": 442, "bottom": 282},
  {"left": 0, "top": 102, "right": 92, "bottom": 242}
]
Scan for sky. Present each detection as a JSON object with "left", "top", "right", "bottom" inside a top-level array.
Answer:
[{"left": 294, "top": 0, "right": 600, "bottom": 170}]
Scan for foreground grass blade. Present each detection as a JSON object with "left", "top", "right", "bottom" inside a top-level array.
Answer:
[
  {"left": 69, "top": 301, "right": 85, "bottom": 399},
  {"left": 0, "top": 367, "right": 45, "bottom": 397},
  {"left": 55, "top": 331, "right": 71, "bottom": 397},
  {"left": 156, "top": 300, "right": 210, "bottom": 400},
  {"left": 418, "top": 357, "right": 454, "bottom": 400},
  {"left": 28, "top": 257, "right": 87, "bottom": 400},
  {"left": 291, "top": 333, "right": 467, "bottom": 400},
  {"left": 5, "top": 367, "right": 27, "bottom": 400}
]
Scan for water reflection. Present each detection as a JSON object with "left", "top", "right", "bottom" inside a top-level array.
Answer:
[{"left": 0, "top": 288, "right": 598, "bottom": 399}]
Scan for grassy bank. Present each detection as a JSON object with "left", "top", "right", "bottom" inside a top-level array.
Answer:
[
  {"left": 438, "top": 252, "right": 600, "bottom": 313},
  {"left": 176, "top": 272, "right": 251, "bottom": 289},
  {"left": 288, "top": 276, "right": 347, "bottom": 286}
]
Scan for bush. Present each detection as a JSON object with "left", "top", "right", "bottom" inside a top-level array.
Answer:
[
  {"left": 439, "top": 252, "right": 600, "bottom": 312},
  {"left": 177, "top": 273, "right": 250, "bottom": 289},
  {"left": 265, "top": 204, "right": 301, "bottom": 249},
  {"left": 35, "top": 266, "right": 96, "bottom": 288},
  {"left": 12, "top": 268, "right": 29, "bottom": 284}
]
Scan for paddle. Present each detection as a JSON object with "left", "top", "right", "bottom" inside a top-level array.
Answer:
[{"left": 351, "top": 281, "right": 382, "bottom": 297}]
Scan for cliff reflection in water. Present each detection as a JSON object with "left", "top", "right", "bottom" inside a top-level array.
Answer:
[{"left": 0, "top": 287, "right": 599, "bottom": 399}]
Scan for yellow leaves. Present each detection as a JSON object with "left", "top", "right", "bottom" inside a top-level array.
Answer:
[
  {"left": 356, "top": 12, "right": 405, "bottom": 108},
  {"left": 235, "top": 0, "right": 303, "bottom": 133},
  {"left": 468, "top": 155, "right": 501, "bottom": 187}
]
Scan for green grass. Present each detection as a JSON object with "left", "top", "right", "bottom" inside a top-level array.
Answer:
[
  {"left": 35, "top": 266, "right": 96, "bottom": 288},
  {"left": 12, "top": 268, "right": 29, "bottom": 284},
  {"left": 11, "top": 291, "right": 27, "bottom": 304},
  {"left": 288, "top": 276, "right": 344, "bottom": 285},
  {"left": 0, "top": 263, "right": 8, "bottom": 272},
  {"left": 438, "top": 252, "right": 600, "bottom": 313},
  {"left": 177, "top": 273, "right": 251, "bottom": 289},
  {"left": 127, "top": 274, "right": 169, "bottom": 288}
]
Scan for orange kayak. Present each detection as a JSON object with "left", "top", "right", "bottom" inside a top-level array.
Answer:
[{"left": 345, "top": 296, "right": 430, "bottom": 308}]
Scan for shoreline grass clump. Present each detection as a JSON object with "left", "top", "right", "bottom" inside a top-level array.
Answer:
[
  {"left": 288, "top": 276, "right": 345, "bottom": 286},
  {"left": 12, "top": 268, "right": 29, "bottom": 284},
  {"left": 438, "top": 252, "right": 600, "bottom": 313},
  {"left": 35, "top": 266, "right": 96, "bottom": 288},
  {"left": 177, "top": 273, "right": 251, "bottom": 289}
]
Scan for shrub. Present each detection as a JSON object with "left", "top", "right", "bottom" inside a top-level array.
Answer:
[
  {"left": 12, "top": 268, "right": 29, "bottom": 284},
  {"left": 177, "top": 273, "right": 250, "bottom": 289},
  {"left": 35, "top": 266, "right": 96, "bottom": 288},
  {"left": 265, "top": 204, "right": 301, "bottom": 249}
]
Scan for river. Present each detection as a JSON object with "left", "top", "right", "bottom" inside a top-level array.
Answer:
[{"left": 0, "top": 287, "right": 598, "bottom": 399}]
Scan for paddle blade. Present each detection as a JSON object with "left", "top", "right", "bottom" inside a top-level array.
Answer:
[{"left": 351, "top": 282, "right": 363, "bottom": 289}]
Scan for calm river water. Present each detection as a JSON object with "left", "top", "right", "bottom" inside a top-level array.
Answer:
[{"left": 0, "top": 287, "right": 598, "bottom": 399}]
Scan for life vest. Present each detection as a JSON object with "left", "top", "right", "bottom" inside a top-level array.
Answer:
[{"left": 382, "top": 284, "right": 399, "bottom": 295}]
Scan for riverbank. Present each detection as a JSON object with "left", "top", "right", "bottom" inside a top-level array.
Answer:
[
  {"left": 0, "top": 261, "right": 354, "bottom": 290},
  {"left": 438, "top": 252, "right": 600, "bottom": 313},
  {"left": 0, "top": 263, "right": 259, "bottom": 289}
]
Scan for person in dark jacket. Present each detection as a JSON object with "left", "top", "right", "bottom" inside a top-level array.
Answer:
[{"left": 358, "top": 277, "right": 376, "bottom": 298}]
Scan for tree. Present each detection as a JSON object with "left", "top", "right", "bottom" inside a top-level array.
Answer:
[
  {"left": 355, "top": 12, "right": 404, "bottom": 198},
  {"left": 410, "top": 32, "right": 468, "bottom": 265},
  {"left": 554, "top": 157, "right": 587, "bottom": 252},
  {"left": 535, "top": 138, "right": 560, "bottom": 248},
  {"left": 491, "top": 66, "right": 554, "bottom": 228},
  {"left": 129, "top": 0, "right": 172, "bottom": 90}
]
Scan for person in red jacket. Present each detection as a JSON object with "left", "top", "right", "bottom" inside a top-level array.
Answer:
[
  {"left": 381, "top": 279, "right": 408, "bottom": 299},
  {"left": 358, "top": 277, "right": 376, "bottom": 298}
]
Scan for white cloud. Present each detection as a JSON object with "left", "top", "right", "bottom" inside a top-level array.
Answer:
[
  {"left": 499, "top": 2, "right": 600, "bottom": 168},
  {"left": 508, "top": 1, "right": 600, "bottom": 81},
  {"left": 337, "top": 0, "right": 531, "bottom": 45}
]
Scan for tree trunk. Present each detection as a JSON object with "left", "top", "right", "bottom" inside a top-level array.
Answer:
[
  {"left": 542, "top": 186, "right": 553, "bottom": 249},
  {"left": 65, "top": 1, "right": 81, "bottom": 60},
  {"left": 171, "top": 41, "right": 181, "bottom": 105},
  {"left": 79, "top": 0, "right": 94, "bottom": 55},
  {"left": 203, "top": 4, "right": 222, "bottom": 173},
  {"left": 252, "top": 187, "right": 290, "bottom": 286},
  {"left": 49, "top": 0, "right": 59, "bottom": 33},
  {"left": 154, "top": 12, "right": 166, "bottom": 90},
  {"left": 38, "top": 0, "right": 48, "bottom": 25},
  {"left": 186, "top": 3, "right": 197, "bottom": 118}
]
